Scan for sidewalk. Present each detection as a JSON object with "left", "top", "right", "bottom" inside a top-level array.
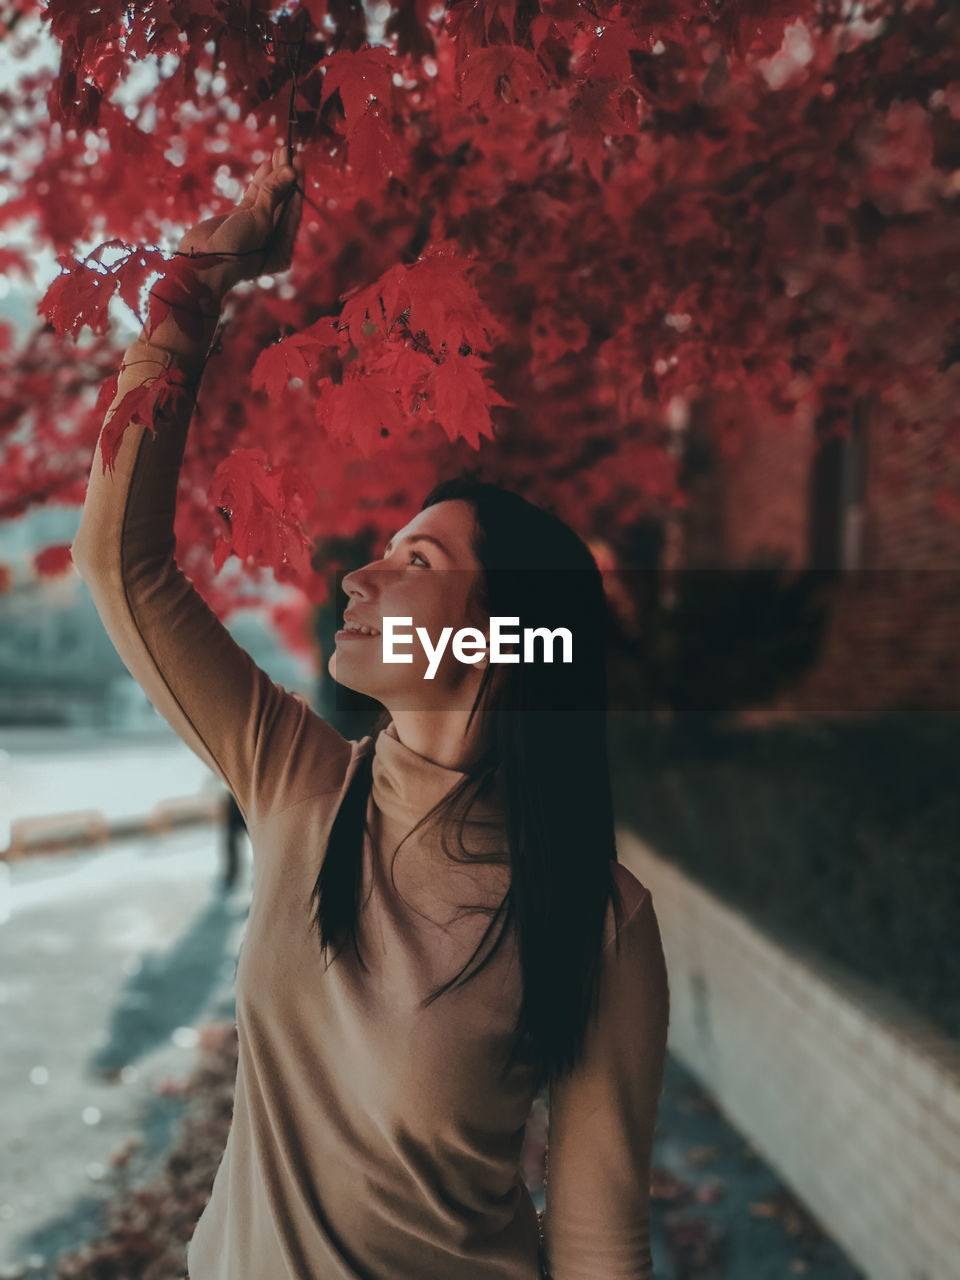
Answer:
[
  {"left": 0, "top": 824, "right": 249, "bottom": 1280},
  {"left": 649, "top": 1053, "right": 865, "bottom": 1278}
]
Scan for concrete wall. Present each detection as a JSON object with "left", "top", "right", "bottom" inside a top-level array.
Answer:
[{"left": 617, "top": 828, "right": 960, "bottom": 1280}]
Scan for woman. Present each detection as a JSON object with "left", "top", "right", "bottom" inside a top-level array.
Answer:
[{"left": 71, "top": 146, "right": 670, "bottom": 1279}]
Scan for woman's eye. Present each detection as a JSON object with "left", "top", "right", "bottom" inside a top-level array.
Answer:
[{"left": 410, "top": 550, "right": 430, "bottom": 567}]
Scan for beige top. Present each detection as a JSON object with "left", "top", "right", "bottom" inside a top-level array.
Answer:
[{"left": 71, "top": 338, "right": 670, "bottom": 1279}]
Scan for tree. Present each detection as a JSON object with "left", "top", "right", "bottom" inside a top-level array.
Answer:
[{"left": 2, "top": 0, "right": 958, "bottom": 655}]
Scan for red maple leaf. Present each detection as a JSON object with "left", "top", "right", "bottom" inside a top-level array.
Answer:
[
  {"left": 426, "top": 351, "right": 513, "bottom": 449},
  {"left": 458, "top": 44, "right": 546, "bottom": 113},
  {"left": 96, "top": 365, "right": 197, "bottom": 473},
  {"left": 208, "top": 448, "right": 314, "bottom": 580},
  {"left": 316, "top": 45, "right": 396, "bottom": 128},
  {"left": 251, "top": 333, "right": 320, "bottom": 399},
  {"left": 569, "top": 78, "right": 639, "bottom": 185},
  {"left": 348, "top": 102, "right": 409, "bottom": 190},
  {"left": 314, "top": 370, "right": 410, "bottom": 456}
]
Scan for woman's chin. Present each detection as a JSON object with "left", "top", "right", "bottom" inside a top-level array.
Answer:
[
  {"left": 328, "top": 651, "right": 361, "bottom": 690},
  {"left": 328, "top": 651, "right": 391, "bottom": 699}
]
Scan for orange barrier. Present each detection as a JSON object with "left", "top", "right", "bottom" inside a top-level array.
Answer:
[{"left": 3, "top": 792, "right": 228, "bottom": 861}]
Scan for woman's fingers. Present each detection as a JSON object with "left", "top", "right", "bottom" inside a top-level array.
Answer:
[
  {"left": 266, "top": 149, "right": 304, "bottom": 252},
  {"left": 254, "top": 160, "right": 296, "bottom": 229},
  {"left": 219, "top": 144, "right": 303, "bottom": 276},
  {"left": 237, "top": 157, "right": 273, "bottom": 210},
  {"left": 239, "top": 147, "right": 293, "bottom": 216}
]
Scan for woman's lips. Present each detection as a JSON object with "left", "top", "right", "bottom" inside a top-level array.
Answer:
[{"left": 335, "top": 629, "right": 380, "bottom": 641}]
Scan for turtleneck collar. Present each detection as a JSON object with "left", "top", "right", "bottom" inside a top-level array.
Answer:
[{"left": 369, "top": 720, "right": 508, "bottom": 860}]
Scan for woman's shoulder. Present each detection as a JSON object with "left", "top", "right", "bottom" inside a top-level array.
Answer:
[{"left": 254, "top": 727, "right": 372, "bottom": 832}]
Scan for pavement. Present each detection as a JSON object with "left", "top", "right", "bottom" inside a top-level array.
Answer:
[
  {"left": 0, "top": 825, "right": 250, "bottom": 1280},
  {"left": 648, "top": 1058, "right": 865, "bottom": 1279}
]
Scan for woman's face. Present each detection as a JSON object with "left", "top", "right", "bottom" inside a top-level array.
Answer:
[{"left": 328, "top": 499, "right": 489, "bottom": 711}]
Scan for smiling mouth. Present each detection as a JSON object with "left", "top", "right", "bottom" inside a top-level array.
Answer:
[{"left": 336, "top": 625, "right": 381, "bottom": 639}]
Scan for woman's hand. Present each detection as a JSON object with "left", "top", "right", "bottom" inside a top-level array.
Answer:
[{"left": 176, "top": 144, "right": 306, "bottom": 298}]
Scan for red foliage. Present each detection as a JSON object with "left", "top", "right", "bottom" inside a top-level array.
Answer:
[
  {"left": 270, "top": 595, "right": 326, "bottom": 659},
  {"left": 34, "top": 543, "right": 75, "bottom": 577},
  {"left": 2, "top": 0, "right": 959, "bottom": 639}
]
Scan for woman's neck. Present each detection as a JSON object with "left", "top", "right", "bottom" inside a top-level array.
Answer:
[{"left": 385, "top": 706, "right": 490, "bottom": 772}]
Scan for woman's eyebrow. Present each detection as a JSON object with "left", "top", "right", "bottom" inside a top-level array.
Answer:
[{"left": 383, "top": 533, "right": 451, "bottom": 558}]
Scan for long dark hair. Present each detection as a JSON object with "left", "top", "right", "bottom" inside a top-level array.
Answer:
[{"left": 306, "top": 473, "right": 629, "bottom": 1095}]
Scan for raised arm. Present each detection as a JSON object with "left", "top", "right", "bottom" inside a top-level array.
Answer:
[
  {"left": 541, "top": 886, "right": 670, "bottom": 1280},
  {"left": 70, "top": 147, "right": 353, "bottom": 832}
]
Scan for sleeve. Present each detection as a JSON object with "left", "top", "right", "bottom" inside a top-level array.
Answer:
[
  {"left": 69, "top": 337, "right": 354, "bottom": 833},
  {"left": 541, "top": 889, "right": 670, "bottom": 1280}
]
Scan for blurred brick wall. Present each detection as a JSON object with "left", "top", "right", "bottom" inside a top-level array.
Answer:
[{"left": 673, "top": 396, "right": 960, "bottom": 721}]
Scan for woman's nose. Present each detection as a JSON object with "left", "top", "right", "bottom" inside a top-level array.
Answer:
[{"left": 341, "top": 564, "right": 373, "bottom": 598}]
